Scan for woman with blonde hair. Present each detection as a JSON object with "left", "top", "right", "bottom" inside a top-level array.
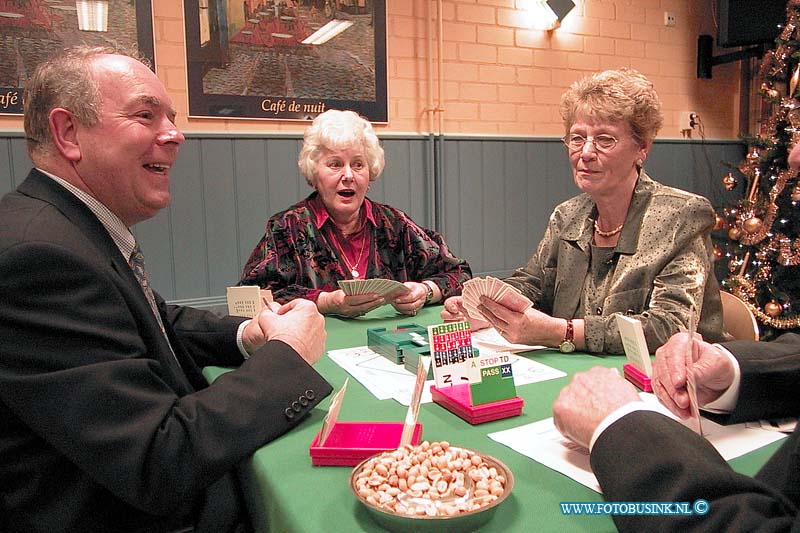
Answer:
[{"left": 443, "top": 69, "right": 726, "bottom": 353}]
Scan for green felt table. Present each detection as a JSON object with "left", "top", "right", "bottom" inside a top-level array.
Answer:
[{"left": 204, "top": 305, "right": 782, "bottom": 532}]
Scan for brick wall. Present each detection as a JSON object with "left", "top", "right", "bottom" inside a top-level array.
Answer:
[{"left": 0, "top": 0, "right": 742, "bottom": 139}]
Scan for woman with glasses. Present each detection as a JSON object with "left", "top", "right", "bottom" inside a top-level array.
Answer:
[
  {"left": 240, "top": 109, "right": 472, "bottom": 317},
  {"left": 443, "top": 68, "right": 726, "bottom": 354}
]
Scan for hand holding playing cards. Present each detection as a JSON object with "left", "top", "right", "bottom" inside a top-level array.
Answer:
[
  {"left": 440, "top": 296, "right": 491, "bottom": 330},
  {"left": 652, "top": 331, "right": 736, "bottom": 419},
  {"left": 389, "top": 282, "right": 428, "bottom": 316},
  {"left": 553, "top": 367, "right": 640, "bottom": 449},
  {"left": 317, "top": 289, "right": 385, "bottom": 317},
  {"left": 479, "top": 296, "right": 565, "bottom": 346}
]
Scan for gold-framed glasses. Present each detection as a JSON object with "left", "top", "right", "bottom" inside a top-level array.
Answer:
[{"left": 561, "top": 134, "right": 618, "bottom": 153}]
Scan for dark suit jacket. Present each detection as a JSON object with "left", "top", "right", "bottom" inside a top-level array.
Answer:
[
  {"left": 0, "top": 169, "right": 332, "bottom": 532},
  {"left": 590, "top": 333, "right": 800, "bottom": 531}
]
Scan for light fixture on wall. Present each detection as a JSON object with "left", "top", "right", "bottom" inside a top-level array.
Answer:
[
  {"left": 526, "top": 0, "right": 577, "bottom": 31},
  {"left": 76, "top": 0, "right": 109, "bottom": 32},
  {"left": 301, "top": 19, "right": 354, "bottom": 45}
]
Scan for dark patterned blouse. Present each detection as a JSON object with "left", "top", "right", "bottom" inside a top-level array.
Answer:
[{"left": 240, "top": 193, "right": 472, "bottom": 303}]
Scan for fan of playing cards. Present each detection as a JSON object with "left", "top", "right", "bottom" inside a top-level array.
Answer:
[
  {"left": 461, "top": 276, "right": 533, "bottom": 321},
  {"left": 338, "top": 279, "right": 411, "bottom": 298}
]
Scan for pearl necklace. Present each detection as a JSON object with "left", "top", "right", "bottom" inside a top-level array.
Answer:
[{"left": 593, "top": 220, "right": 624, "bottom": 237}]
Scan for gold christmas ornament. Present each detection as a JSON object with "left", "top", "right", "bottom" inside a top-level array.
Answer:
[
  {"left": 722, "top": 173, "right": 738, "bottom": 190},
  {"left": 728, "top": 227, "right": 742, "bottom": 241},
  {"left": 783, "top": 24, "right": 798, "bottom": 43},
  {"left": 714, "top": 214, "right": 727, "bottom": 231},
  {"left": 765, "top": 301, "right": 783, "bottom": 317},
  {"left": 742, "top": 217, "right": 762, "bottom": 234},
  {"left": 713, "top": 245, "right": 724, "bottom": 261},
  {"left": 746, "top": 149, "right": 760, "bottom": 161},
  {"left": 792, "top": 185, "right": 800, "bottom": 201}
]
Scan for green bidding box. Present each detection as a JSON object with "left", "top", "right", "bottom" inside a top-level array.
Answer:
[{"left": 469, "top": 358, "right": 517, "bottom": 406}]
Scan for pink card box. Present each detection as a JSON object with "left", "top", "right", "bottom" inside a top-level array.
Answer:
[
  {"left": 430, "top": 384, "right": 523, "bottom": 425},
  {"left": 309, "top": 422, "right": 423, "bottom": 466},
  {"left": 623, "top": 363, "right": 653, "bottom": 392}
]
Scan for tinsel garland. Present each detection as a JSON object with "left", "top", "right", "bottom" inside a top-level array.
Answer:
[{"left": 727, "top": 275, "right": 800, "bottom": 329}]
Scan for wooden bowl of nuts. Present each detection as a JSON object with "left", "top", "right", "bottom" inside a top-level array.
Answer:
[{"left": 349, "top": 441, "right": 514, "bottom": 532}]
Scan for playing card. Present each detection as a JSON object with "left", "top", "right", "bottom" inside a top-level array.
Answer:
[
  {"left": 686, "top": 368, "right": 704, "bottom": 436},
  {"left": 461, "top": 277, "right": 533, "bottom": 320},
  {"left": 337, "top": 279, "right": 410, "bottom": 298},
  {"left": 685, "top": 310, "right": 704, "bottom": 436}
]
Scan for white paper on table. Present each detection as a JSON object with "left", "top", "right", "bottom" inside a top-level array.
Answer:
[
  {"left": 327, "top": 345, "right": 566, "bottom": 406},
  {"left": 471, "top": 327, "right": 546, "bottom": 353},
  {"left": 327, "top": 346, "right": 433, "bottom": 405},
  {"left": 488, "top": 393, "right": 788, "bottom": 493}
]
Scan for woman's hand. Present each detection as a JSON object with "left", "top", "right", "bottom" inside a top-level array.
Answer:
[
  {"left": 317, "top": 289, "right": 384, "bottom": 317},
  {"left": 478, "top": 296, "right": 564, "bottom": 346},
  {"left": 441, "top": 296, "right": 491, "bottom": 330},
  {"left": 390, "top": 282, "right": 428, "bottom": 316}
]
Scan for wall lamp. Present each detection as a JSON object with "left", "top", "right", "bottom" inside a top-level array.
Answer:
[
  {"left": 76, "top": 0, "right": 109, "bottom": 32},
  {"left": 527, "top": 0, "right": 577, "bottom": 31}
]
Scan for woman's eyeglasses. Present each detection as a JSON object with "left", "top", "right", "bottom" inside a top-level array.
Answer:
[{"left": 561, "top": 134, "right": 618, "bottom": 153}]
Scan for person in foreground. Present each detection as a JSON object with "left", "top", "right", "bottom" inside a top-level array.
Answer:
[
  {"left": 240, "top": 109, "right": 471, "bottom": 317},
  {"left": 0, "top": 46, "right": 332, "bottom": 532},
  {"left": 553, "top": 333, "right": 800, "bottom": 531},
  {"left": 442, "top": 69, "right": 725, "bottom": 354},
  {"left": 555, "top": 121, "right": 800, "bottom": 533}
]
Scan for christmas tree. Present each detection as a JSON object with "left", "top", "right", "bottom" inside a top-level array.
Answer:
[{"left": 718, "top": 0, "right": 800, "bottom": 339}]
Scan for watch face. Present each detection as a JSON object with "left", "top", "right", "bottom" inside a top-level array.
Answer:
[
  {"left": 559, "top": 340, "right": 575, "bottom": 353},
  {"left": 424, "top": 285, "right": 434, "bottom": 304}
]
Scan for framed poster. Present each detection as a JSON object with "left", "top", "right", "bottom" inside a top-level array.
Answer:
[
  {"left": 0, "top": 0, "right": 155, "bottom": 115},
  {"left": 183, "top": 0, "right": 387, "bottom": 122}
]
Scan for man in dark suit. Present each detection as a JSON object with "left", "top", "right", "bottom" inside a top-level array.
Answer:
[
  {"left": 554, "top": 332, "right": 800, "bottom": 531},
  {"left": 0, "top": 46, "right": 332, "bottom": 532},
  {"left": 554, "top": 328, "right": 800, "bottom": 533}
]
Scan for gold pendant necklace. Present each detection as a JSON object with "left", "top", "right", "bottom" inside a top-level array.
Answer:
[
  {"left": 332, "top": 226, "right": 367, "bottom": 278},
  {"left": 593, "top": 219, "right": 624, "bottom": 238}
]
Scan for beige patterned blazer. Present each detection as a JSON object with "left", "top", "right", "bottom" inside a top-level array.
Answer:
[{"left": 505, "top": 172, "right": 727, "bottom": 354}]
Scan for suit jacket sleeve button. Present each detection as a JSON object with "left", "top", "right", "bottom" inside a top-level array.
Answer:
[
  {"left": 304, "top": 389, "right": 315, "bottom": 400},
  {"left": 291, "top": 401, "right": 302, "bottom": 412},
  {"left": 299, "top": 396, "right": 309, "bottom": 406},
  {"left": 284, "top": 408, "right": 295, "bottom": 419}
]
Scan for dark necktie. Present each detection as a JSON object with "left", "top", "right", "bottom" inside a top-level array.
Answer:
[
  {"left": 129, "top": 243, "right": 163, "bottom": 327},
  {"left": 129, "top": 243, "right": 183, "bottom": 370}
]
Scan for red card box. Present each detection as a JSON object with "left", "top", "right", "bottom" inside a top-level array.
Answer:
[
  {"left": 623, "top": 363, "right": 653, "bottom": 392},
  {"left": 430, "top": 384, "right": 524, "bottom": 425},
  {"left": 309, "top": 422, "right": 423, "bottom": 466}
]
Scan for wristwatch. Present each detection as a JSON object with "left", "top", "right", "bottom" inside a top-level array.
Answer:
[
  {"left": 559, "top": 319, "right": 575, "bottom": 353},
  {"left": 423, "top": 282, "right": 434, "bottom": 305}
]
